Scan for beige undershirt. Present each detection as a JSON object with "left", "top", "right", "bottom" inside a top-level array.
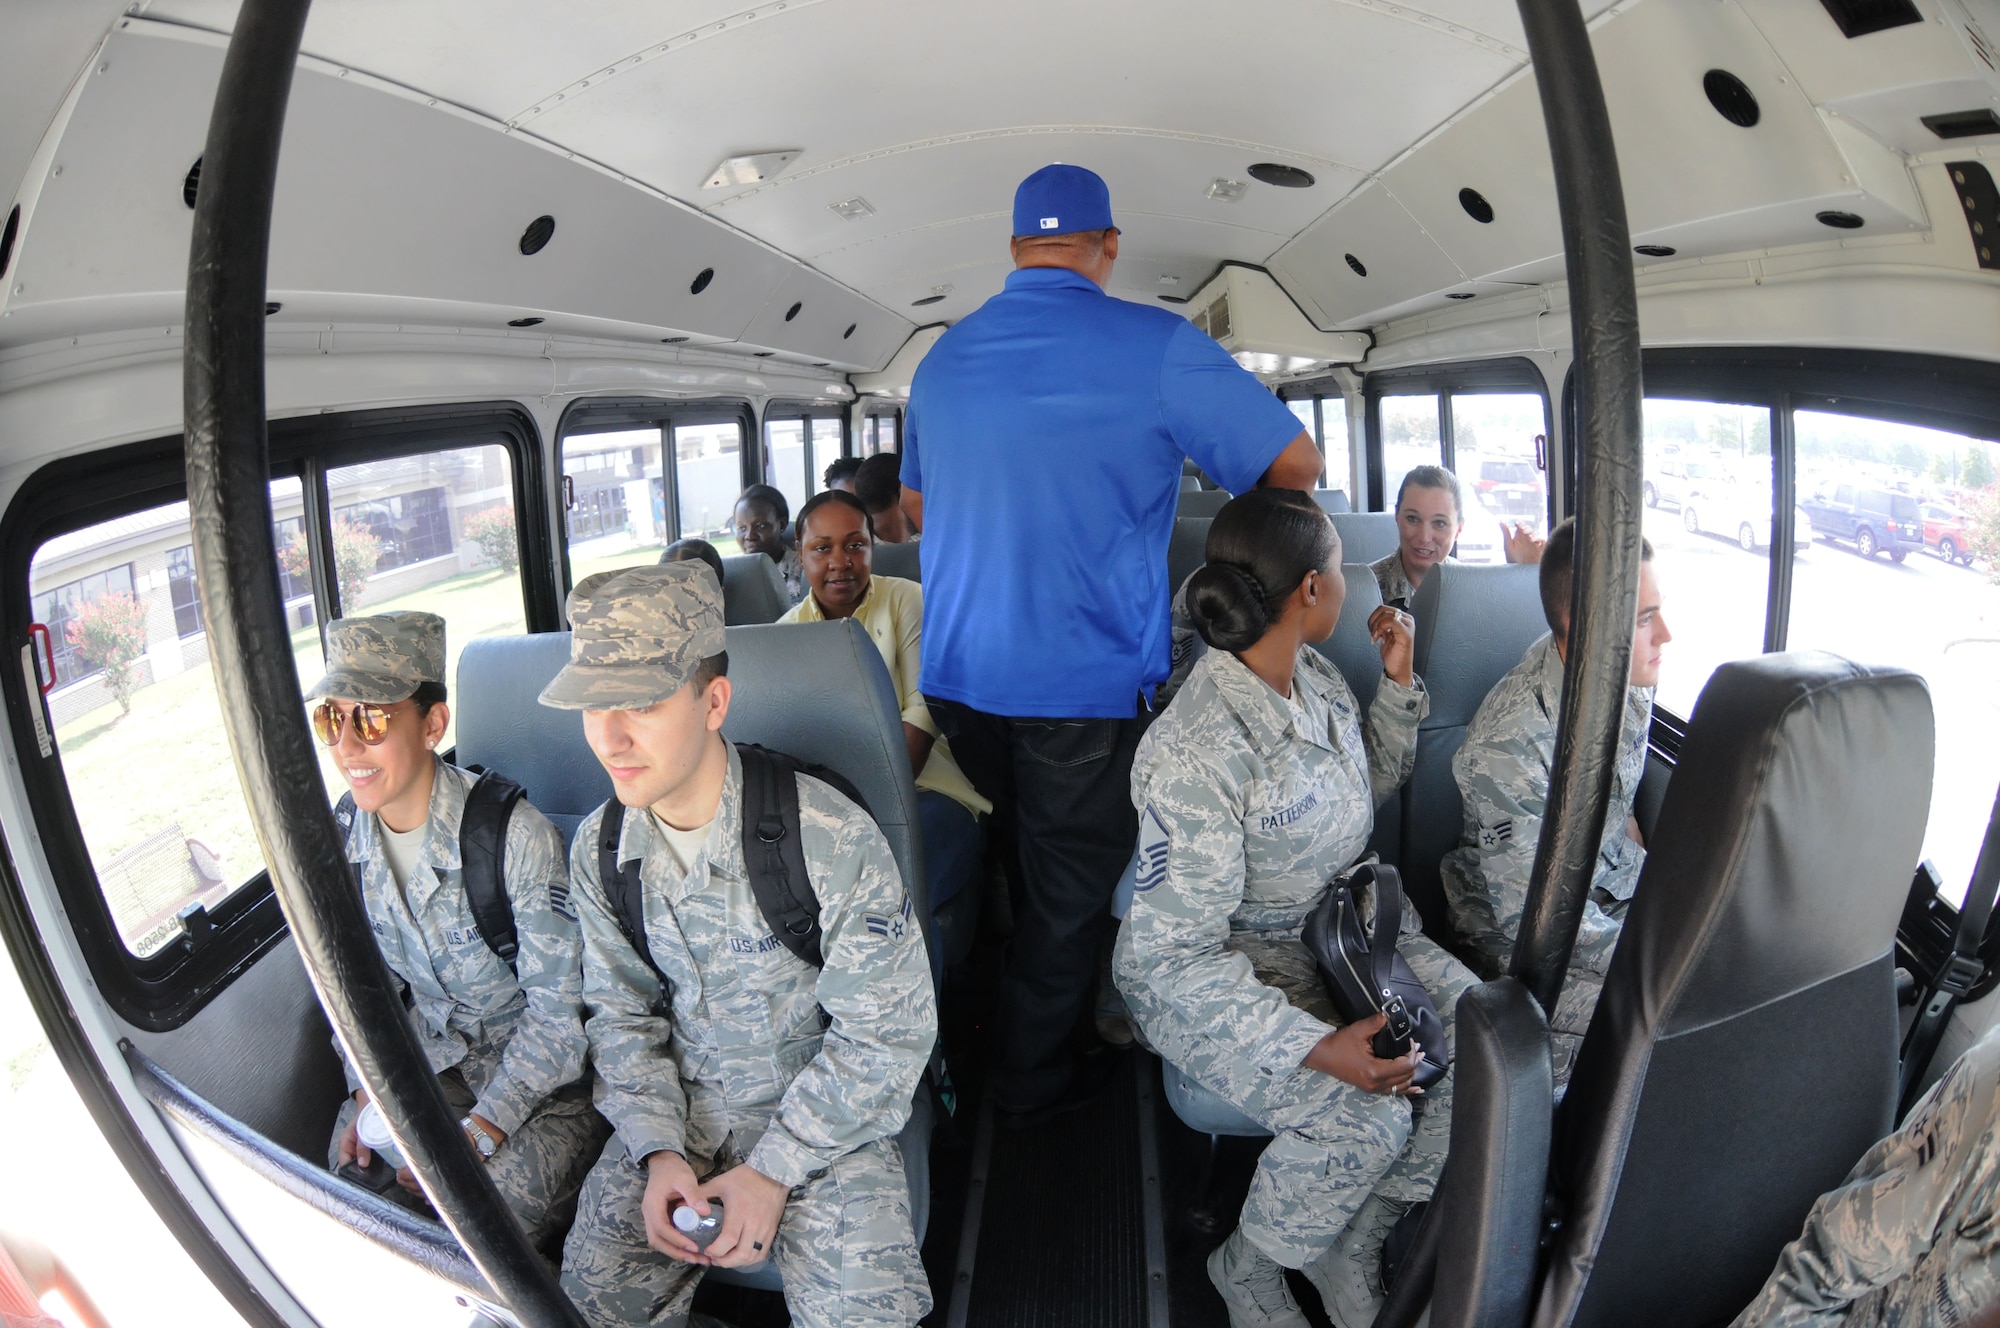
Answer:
[
  {"left": 648, "top": 811, "right": 714, "bottom": 878},
  {"left": 379, "top": 820, "right": 429, "bottom": 893}
]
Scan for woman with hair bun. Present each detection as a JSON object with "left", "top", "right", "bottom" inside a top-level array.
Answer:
[{"left": 1114, "top": 488, "right": 1476, "bottom": 1328}]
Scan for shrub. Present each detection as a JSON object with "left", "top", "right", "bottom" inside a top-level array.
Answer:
[
  {"left": 1967, "top": 485, "right": 2000, "bottom": 585},
  {"left": 463, "top": 504, "right": 519, "bottom": 575},
  {"left": 67, "top": 590, "right": 149, "bottom": 714},
  {"left": 280, "top": 514, "right": 380, "bottom": 613}
]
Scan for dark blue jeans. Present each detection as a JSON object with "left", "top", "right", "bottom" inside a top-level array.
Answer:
[
  {"left": 917, "top": 789, "right": 982, "bottom": 983},
  {"left": 924, "top": 697, "right": 1149, "bottom": 1113}
]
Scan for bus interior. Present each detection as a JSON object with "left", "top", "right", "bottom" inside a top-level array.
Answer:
[{"left": 2, "top": 0, "right": 1999, "bottom": 1324}]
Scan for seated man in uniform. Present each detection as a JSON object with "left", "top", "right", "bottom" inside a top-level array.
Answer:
[
  {"left": 546, "top": 563, "right": 936, "bottom": 1328},
  {"left": 314, "top": 613, "right": 605, "bottom": 1248},
  {"left": 1438, "top": 518, "right": 1670, "bottom": 1082},
  {"left": 855, "top": 454, "right": 915, "bottom": 543},
  {"left": 1735, "top": 1023, "right": 2000, "bottom": 1327}
]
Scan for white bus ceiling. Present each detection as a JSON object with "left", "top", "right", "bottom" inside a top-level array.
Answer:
[{"left": 0, "top": 0, "right": 1995, "bottom": 466}]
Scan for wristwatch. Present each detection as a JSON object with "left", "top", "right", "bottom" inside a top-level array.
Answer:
[{"left": 461, "top": 1115, "right": 500, "bottom": 1160}]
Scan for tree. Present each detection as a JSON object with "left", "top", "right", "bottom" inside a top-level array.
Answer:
[
  {"left": 462, "top": 504, "right": 519, "bottom": 575},
  {"left": 66, "top": 590, "right": 149, "bottom": 715},
  {"left": 1932, "top": 450, "right": 1960, "bottom": 486},
  {"left": 280, "top": 514, "right": 380, "bottom": 614},
  {"left": 1964, "top": 442, "right": 1996, "bottom": 491},
  {"left": 1968, "top": 485, "right": 2000, "bottom": 586}
]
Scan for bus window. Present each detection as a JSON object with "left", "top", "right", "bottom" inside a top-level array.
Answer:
[
  {"left": 1639, "top": 398, "right": 1773, "bottom": 719},
  {"left": 765, "top": 417, "right": 808, "bottom": 519},
  {"left": 1452, "top": 393, "right": 1548, "bottom": 548},
  {"left": 811, "top": 416, "right": 843, "bottom": 494},
  {"left": 322, "top": 444, "right": 528, "bottom": 756},
  {"left": 1787, "top": 408, "right": 2000, "bottom": 905},
  {"left": 674, "top": 420, "right": 745, "bottom": 551},
  {"left": 29, "top": 484, "right": 306, "bottom": 958},
  {"left": 563, "top": 426, "right": 661, "bottom": 578},
  {"left": 1380, "top": 393, "right": 1442, "bottom": 509}
]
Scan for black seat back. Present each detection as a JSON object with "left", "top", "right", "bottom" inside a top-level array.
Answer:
[
  {"left": 1330, "top": 511, "right": 1399, "bottom": 564},
  {"left": 872, "top": 541, "right": 922, "bottom": 583},
  {"left": 1540, "top": 653, "right": 1932, "bottom": 1328},
  {"left": 1400, "top": 563, "right": 1546, "bottom": 935},
  {"left": 720, "top": 553, "right": 789, "bottom": 625}
]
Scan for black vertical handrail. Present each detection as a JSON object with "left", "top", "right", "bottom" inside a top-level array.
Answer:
[
  {"left": 1505, "top": 0, "right": 1647, "bottom": 1017},
  {"left": 179, "top": 3, "right": 584, "bottom": 1323}
]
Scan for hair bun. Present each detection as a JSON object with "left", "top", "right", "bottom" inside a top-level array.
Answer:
[{"left": 1186, "top": 562, "right": 1272, "bottom": 653}]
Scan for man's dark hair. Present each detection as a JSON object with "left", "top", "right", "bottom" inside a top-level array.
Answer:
[
  {"left": 795, "top": 489, "right": 875, "bottom": 544},
  {"left": 661, "top": 537, "right": 725, "bottom": 587},
  {"left": 822, "top": 456, "right": 865, "bottom": 489},
  {"left": 1539, "top": 517, "right": 1656, "bottom": 637},
  {"left": 853, "top": 454, "right": 904, "bottom": 515},
  {"left": 1394, "top": 465, "right": 1465, "bottom": 520},
  {"left": 1185, "top": 489, "right": 1338, "bottom": 653},
  {"left": 736, "top": 483, "right": 790, "bottom": 527},
  {"left": 411, "top": 680, "right": 448, "bottom": 716},
  {"left": 692, "top": 652, "right": 729, "bottom": 693}
]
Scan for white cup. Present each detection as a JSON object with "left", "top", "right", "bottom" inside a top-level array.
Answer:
[{"left": 355, "top": 1101, "right": 407, "bottom": 1170}]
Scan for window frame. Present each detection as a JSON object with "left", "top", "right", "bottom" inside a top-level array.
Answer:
[
  {"left": 1, "top": 402, "right": 551, "bottom": 1030},
  {"left": 553, "top": 397, "right": 755, "bottom": 598},
  {"left": 1363, "top": 357, "right": 1555, "bottom": 518},
  {"left": 761, "top": 400, "right": 849, "bottom": 505}
]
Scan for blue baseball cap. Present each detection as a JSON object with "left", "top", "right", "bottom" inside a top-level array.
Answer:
[{"left": 1012, "top": 164, "right": 1116, "bottom": 238}]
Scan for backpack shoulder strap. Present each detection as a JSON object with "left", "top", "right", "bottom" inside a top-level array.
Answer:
[
  {"left": 334, "top": 791, "right": 358, "bottom": 838},
  {"left": 459, "top": 769, "right": 526, "bottom": 971},
  {"left": 737, "top": 743, "right": 825, "bottom": 969},
  {"left": 597, "top": 799, "right": 666, "bottom": 989}
]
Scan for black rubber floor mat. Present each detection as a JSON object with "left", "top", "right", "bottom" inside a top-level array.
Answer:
[{"left": 957, "top": 1052, "right": 1151, "bottom": 1328}]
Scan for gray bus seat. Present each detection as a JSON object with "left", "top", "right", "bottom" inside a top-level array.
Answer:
[
  {"left": 455, "top": 623, "right": 938, "bottom": 1292},
  {"left": 1176, "top": 488, "right": 1232, "bottom": 519},
  {"left": 1312, "top": 563, "right": 1398, "bottom": 865},
  {"left": 1329, "top": 511, "right": 1399, "bottom": 564},
  {"left": 1312, "top": 488, "right": 1353, "bottom": 515},
  {"left": 1168, "top": 517, "right": 1212, "bottom": 601},
  {"left": 871, "top": 540, "right": 922, "bottom": 583},
  {"left": 720, "top": 552, "right": 789, "bottom": 625},
  {"left": 1398, "top": 563, "right": 1545, "bottom": 938},
  {"left": 1428, "top": 653, "right": 1933, "bottom": 1328},
  {"left": 1181, "top": 473, "right": 1202, "bottom": 492}
]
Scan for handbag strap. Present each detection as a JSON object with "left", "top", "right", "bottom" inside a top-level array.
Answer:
[{"left": 1359, "top": 862, "right": 1403, "bottom": 1001}]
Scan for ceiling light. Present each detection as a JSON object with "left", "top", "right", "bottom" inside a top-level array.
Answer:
[
  {"left": 1158, "top": 275, "right": 1181, "bottom": 286},
  {"left": 829, "top": 196, "right": 875, "bottom": 220},
  {"left": 1231, "top": 351, "right": 1325, "bottom": 376},
  {"left": 702, "top": 150, "right": 801, "bottom": 190},
  {"left": 1207, "top": 178, "right": 1248, "bottom": 202}
]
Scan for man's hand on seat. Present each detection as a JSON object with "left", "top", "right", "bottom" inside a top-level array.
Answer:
[
  {"left": 702, "top": 1163, "right": 789, "bottom": 1268},
  {"left": 641, "top": 1151, "right": 712, "bottom": 1264}
]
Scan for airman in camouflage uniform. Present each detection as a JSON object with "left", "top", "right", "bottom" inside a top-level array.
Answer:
[
  {"left": 1369, "top": 550, "right": 1453, "bottom": 611},
  {"left": 545, "top": 564, "right": 935, "bottom": 1328},
  {"left": 1115, "top": 642, "right": 1477, "bottom": 1327},
  {"left": 313, "top": 613, "right": 605, "bottom": 1248},
  {"left": 1734, "top": 1024, "right": 2000, "bottom": 1327},
  {"left": 1437, "top": 632, "right": 1653, "bottom": 1084}
]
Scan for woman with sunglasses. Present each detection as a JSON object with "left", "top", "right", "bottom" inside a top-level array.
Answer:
[{"left": 310, "top": 611, "right": 607, "bottom": 1251}]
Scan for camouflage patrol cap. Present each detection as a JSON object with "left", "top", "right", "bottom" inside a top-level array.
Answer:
[
  {"left": 538, "top": 562, "right": 725, "bottom": 711},
  {"left": 304, "top": 611, "right": 446, "bottom": 704}
]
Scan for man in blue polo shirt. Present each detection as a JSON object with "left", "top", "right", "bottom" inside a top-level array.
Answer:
[{"left": 901, "top": 164, "right": 1321, "bottom": 1127}]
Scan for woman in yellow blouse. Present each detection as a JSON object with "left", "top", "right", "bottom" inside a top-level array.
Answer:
[{"left": 781, "top": 490, "right": 990, "bottom": 976}]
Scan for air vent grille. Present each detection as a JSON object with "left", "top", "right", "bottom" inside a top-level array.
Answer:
[
  {"left": 1964, "top": 18, "right": 1996, "bottom": 69},
  {"left": 1923, "top": 109, "right": 2000, "bottom": 140},
  {"left": 1816, "top": 0, "right": 1923, "bottom": 38}
]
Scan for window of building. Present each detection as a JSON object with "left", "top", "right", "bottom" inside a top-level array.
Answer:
[
  {"left": 166, "top": 545, "right": 201, "bottom": 639},
  {"left": 811, "top": 417, "right": 843, "bottom": 494},
  {"left": 31, "top": 564, "right": 138, "bottom": 689},
  {"left": 675, "top": 421, "right": 746, "bottom": 552},
  {"left": 562, "top": 427, "right": 660, "bottom": 578},
  {"left": 332, "top": 486, "right": 452, "bottom": 573},
  {"left": 765, "top": 417, "right": 808, "bottom": 520},
  {"left": 1784, "top": 408, "right": 1999, "bottom": 903}
]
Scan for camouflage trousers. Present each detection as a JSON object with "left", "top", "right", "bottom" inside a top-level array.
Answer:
[
  {"left": 559, "top": 1135, "right": 931, "bottom": 1328},
  {"left": 1169, "top": 929, "right": 1477, "bottom": 1270},
  {"left": 328, "top": 1072, "right": 610, "bottom": 1250},
  {"left": 1548, "top": 971, "right": 1601, "bottom": 1089}
]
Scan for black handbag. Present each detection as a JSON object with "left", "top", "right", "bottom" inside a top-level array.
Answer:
[{"left": 1303, "top": 862, "right": 1450, "bottom": 1091}]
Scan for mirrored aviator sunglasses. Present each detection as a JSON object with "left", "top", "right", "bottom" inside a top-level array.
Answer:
[{"left": 311, "top": 700, "right": 395, "bottom": 747}]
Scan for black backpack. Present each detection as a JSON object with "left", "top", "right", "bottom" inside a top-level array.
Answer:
[
  {"left": 335, "top": 767, "right": 528, "bottom": 970},
  {"left": 596, "top": 743, "right": 873, "bottom": 983}
]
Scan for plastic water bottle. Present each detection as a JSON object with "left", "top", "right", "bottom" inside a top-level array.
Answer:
[
  {"left": 354, "top": 1101, "right": 406, "bottom": 1170},
  {"left": 671, "top": 1202, "right": 722, "bottom": 1250}
]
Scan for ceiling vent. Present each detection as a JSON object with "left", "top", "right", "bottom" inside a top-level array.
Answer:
[
  {"left": 518, "top": 215, "right": 555, "bottom": 255},
  {"left": 1816, "top": 209, "right": 1866, "bottom": 228},
  {"left": 1207, "top": 178, "right": 1249, "bottom": 202},
  {"left": 1248, "top": 163, "right": 1316, "bottom": 188},
  {"left": 1181, "top": 265, "right": 1368, "bottom": 376},
  {"left": 1923, "top": 109, "right": 2000, "bottom": 139},
  {"left": 1635, "top": 244, "right": 1678, "bottom": 257},
  {"left": 703, "top": 150, "right": 801, "bottom": 190},
  {"left": 183, "top": 157, "right": 201, "bottom": 209},
  {"left": 1703, "top": 70, "right": 1761, "bottom": 127},
  {"left": 1458, "top": 188, "right": 1496, "bottom": 223},
  {"left": 690, "top": 267, "right": 714, "bottom": 294},
  {"left": 1947, "top": 161, "right": 2000, "bottom": 269},
  {"left": 0, "top": 206, "right": 17, "bottom": 280},
  {"left": 1816, "top": 0, "right": 1923, "bottom": 38},
  {"left": 507, "top": 316, "right": 544, "bottom": 327},
  {"left": 829, "top": 197, "right": 874, "bottom": 220},
  {"left": 1344, "top": 253, "right": 1368, "bottom": 277}
]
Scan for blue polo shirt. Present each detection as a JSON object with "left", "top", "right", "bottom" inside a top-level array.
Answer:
[{"left": 902, "top": 267, "right": 1305, "bottom": 718}]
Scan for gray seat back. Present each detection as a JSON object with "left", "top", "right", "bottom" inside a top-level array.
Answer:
[
  {"left": 456, "top": 634, "right": 608, "bottom": 845},
  {"left": 1330, "top": 511, "right": 1399, "bottom": 564},
  {"left": 1180, "top": 473, "right": 1202, "bottom": 492},
  {"left": 1312, "top": 564, "right": 1398, "bottom": 864},
  {"left": 871, "top": 541, "right": 922, "bottom": 584},
  {"left": 1540, "top": 654, "right": 1932, "bottom": 1327},
  {"left": 1176, "top": 488, "right": 1232, "bottom": 519},
  {"left": 1168, "top": 517, "right": 1213, "bottom": 601},
  {"left": 721, "top": 553, "right": 789, "bottom": 625},
  {"left": 1400, "top": 563, "right": 1545, "bottom": 935},
  {"left": 1312, "top": 488, "right": 1353, "bottom": 515}
]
